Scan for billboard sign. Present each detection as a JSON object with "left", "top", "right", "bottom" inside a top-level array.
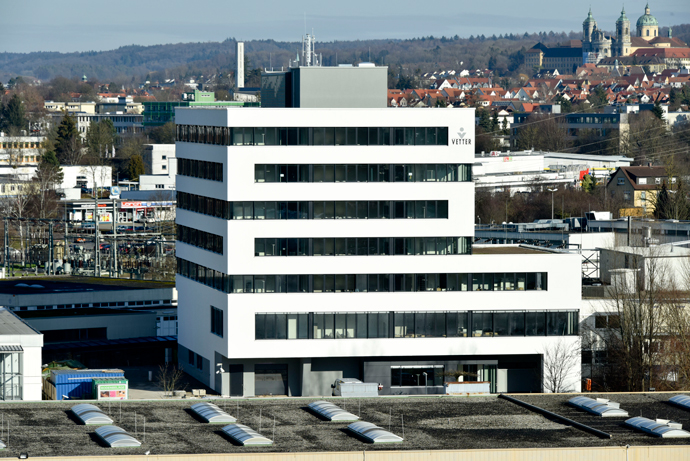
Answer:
[{"left": 96, "top": 383, "right": 128, "bottom": 400}]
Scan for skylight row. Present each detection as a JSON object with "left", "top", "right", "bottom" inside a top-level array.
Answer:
[
  {"left": 568, "top": 396, "right": 629, "bottom": 417},
  {"left": 71, "top": 404, "right": 114, "bottom": 425},
  {"left": 190, "top": 402, "right": 237, "bottom": 424},
  {"left": 95, "top": 425, "right": 141, "bottom": 448},
  {"left": 221, "top": 424, "right": 273, "bottom": 446},
  {"left": 308, "top": 401, "right": 359, "bottom": 422},
  {"left": 347, "top": 421, "right": 403, "bottom": 443},
  {"left": 624, "top": 416, "right": 690, "bottom": 438}
]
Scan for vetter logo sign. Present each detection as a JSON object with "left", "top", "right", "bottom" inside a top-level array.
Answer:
[{"left": 451, "top": 127, "right": 472, "bottom": 145}]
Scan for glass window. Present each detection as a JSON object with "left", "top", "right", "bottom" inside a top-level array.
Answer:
[
  {"left": 255, "top": 314, "right": 265, "bottom": 339},
  {"left": 356, "top": 313, "right": 367, "bottom": 338},
  {"left": 335, "top": 127, "right": 346, "bottom": 145},
  {"left": 472, "top": 312, "right": 493, "bottom": 337},
  {"left": 525, "top": 311, "right": 546, "bottom": 336},
  {"left": 325, "top": 127, "right": 335, "bottom": 145},
  {"left": 313, "top": 127, "right": 324, "bottom": 145}
]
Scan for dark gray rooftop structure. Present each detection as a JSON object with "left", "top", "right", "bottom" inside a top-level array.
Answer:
[{"left": 0, "top": 394, "right": 686, "bottom": 457}]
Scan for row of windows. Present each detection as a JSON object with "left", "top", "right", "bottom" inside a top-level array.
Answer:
[
  {"left": 255, "top": 237, "right": 472, "bottom": 257},
  {"left": 255, "top": 164, "right": 472, "bottom": 183},
  {"left": 255, "top": 310, "right": 579, "bottom": 340},
  {"left": 177, "top": 225, "right": 223, "bottom": 255},
  {"left": 178, "top": 192, "right": 449, "bottom": 220},
  {"left": 178, "top": 158, "right": 223, "bottom": 182},
  {"left": 176, "top": 125, "right": 450, "bottom": 146},
  {"left": 14, "top": 300, "right": 173, "bottom": 311},
  {"left": 0, "top": 142, "right": 43, "bottom": 149},
  {"left": 177, "top": 258, "right": 548, "bottom": 294}
]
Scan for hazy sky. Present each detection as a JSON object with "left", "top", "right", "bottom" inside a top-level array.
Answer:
[{"left": 1, "top": 0, "right": 688, "bottom": 53}]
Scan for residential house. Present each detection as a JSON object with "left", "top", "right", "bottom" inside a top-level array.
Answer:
[{"left": 606, "top": 166, "right": 673, "bottom": 213}]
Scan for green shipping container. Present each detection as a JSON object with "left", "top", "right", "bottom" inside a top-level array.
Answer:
[{"left": 92, "top": 378, "right": 129, "bottom": 400}]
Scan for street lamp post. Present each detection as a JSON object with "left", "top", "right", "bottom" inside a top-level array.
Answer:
[{"left": 547, "top": 188, "right": 558, "bottom": 220}]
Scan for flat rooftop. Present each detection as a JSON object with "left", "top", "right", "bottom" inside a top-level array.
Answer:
[
  {"left": 473, "top": 245, "right": 551, "bottom": 255},
  {"left": 0, "top": 307, "right": 41, "bottom": 336},
  {"left": 0, "top": 277, "right": 174, "bottom": 296},
  {"left": 0, "top": 393, "right": 686, "bottom": 457}
]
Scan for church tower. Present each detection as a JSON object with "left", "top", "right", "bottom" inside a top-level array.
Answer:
[
  {"left": 583, "top": 7, "right": 597, "bottom": 45},
  {"left": 616, "top": 7, "right": 631, "bottom": 56}
]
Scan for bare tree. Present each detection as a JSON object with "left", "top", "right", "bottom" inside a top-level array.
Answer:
[
  {"left": 157, "top": 363, "right": 186, "bottom": 397},
  {"left": 541, "top": 338, "right": 581, "bottom": 393},
  {"left": 0, "top": 180, "right": 34, "bottom": 268},
  {"left": 592, "top": 248, "right": 670, "bottom": 391}
]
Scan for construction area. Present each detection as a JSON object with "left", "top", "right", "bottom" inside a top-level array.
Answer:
[{"left": 0, "top": 393, "right": 687, "bottom": 458}]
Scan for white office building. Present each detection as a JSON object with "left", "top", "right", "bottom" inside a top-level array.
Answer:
[
  {"left": 0, "top": 308, "right": 43, "bottom": 400},
  {"left": 175, "top": 107, "right": 581, "bottom": 397}
]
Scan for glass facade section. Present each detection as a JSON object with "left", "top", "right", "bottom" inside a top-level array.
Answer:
[
  {"left": 176, "top": 125, "right": 449, "bottom": 146},
  {"left": 255, "top": 237, "right": 471, "bottom": 256},
  {"left": 255, "top": 164, "right": 471, "bottom": 183},
  {"left": 178, "top": 158, "right": 223, "bottom": 182},
  {"left": 255, "top": 310, "right": 578, "bottom": 340},
  {"left": 178, "top": 193, "right": 449, "bottom": 220},
  {"left": 178, "top": 225, "right": 223, "bottom": 255}
]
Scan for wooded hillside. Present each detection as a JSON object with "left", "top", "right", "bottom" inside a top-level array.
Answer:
[{"left": 2, "top": 25, "right": 687, "bottom": 84}]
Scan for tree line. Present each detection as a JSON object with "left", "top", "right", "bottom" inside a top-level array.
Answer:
[{"left": 2, "top": 24, "right": 687, "bottom": 84}]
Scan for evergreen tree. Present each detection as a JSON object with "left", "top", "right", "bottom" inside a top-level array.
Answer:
[
  {"left": 36, "top": 150, "right": 64, "bottom": 188},
  {"left": 478, "top": 109, "right": 493, "bottom": 132},
  {"left": 651, "top": 102, "right": 665, "bottom": 120},
  {"left": 55, "top": 114, "right": 80, "bottom": 164},
  {"left": 1, "top": 94, "right": 26, "bottom": 132},
  {"left": 653, "top": 181, "right": 670, "bottom": 219},
  {"left": 127, "top": 154, "right": 146, "bottom": 181},
  {"left": 582, "top": 174, "right": 594, "bottom": 193},
  {"left": 491, "top": 111, "right": 499, "bottom": 132}
]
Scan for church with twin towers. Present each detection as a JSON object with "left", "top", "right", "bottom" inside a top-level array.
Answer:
[{"left": 582, "top": 3, "right": 681, "bottom": 59}]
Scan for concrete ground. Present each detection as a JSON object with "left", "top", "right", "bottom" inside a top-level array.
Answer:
[{"left": 121, "top": 366, "right": 216, "bottom": 400}]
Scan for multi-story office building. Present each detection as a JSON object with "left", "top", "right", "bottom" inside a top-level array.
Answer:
[{"left": 175, "top": 107, "right": 582, "bottom": 397}]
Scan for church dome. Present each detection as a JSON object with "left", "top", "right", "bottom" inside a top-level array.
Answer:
[
  {"left": 583, "top": 8, "right": 596, "bottom": 26},
  {"left": 637, "top": 4, "right": 658, "bottom": 28},
  {"left": 617, "top": 8, "right": 629, "bottom": 23}
]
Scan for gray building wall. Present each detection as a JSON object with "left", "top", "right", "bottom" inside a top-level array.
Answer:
[
  {"left": 261, "top": 66, "right": 387, "bottom": 109},
  {"left": 24, "top": 311, "right": 157, "bottom": 340},
  {"left": 292, "top": 67, "right": 387, "bottom": 108}
]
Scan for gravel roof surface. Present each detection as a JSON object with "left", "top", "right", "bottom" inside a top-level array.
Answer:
[{"left": 0, "top": 394, "right": 687, "bottom": 458}]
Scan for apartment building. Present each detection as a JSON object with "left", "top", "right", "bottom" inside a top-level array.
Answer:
[{"left": 174, "top": 107, "right": 582, "bottom": 397}]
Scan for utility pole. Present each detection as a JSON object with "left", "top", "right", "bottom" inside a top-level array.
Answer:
[
  {"left": 3, "top": 218, "right": 8, "bottom": 276},
  {"left": 547, "top": 188, "right": 558, "bottom": 220},
  {"left": 48, "top": 222, "right": 54, "bottom": 276},
  {"left": 94, "top": 190, "right": 100, "bottom": 277},
  {"left": 112, "top": 198, "right": 118, "bottom": 278}
]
